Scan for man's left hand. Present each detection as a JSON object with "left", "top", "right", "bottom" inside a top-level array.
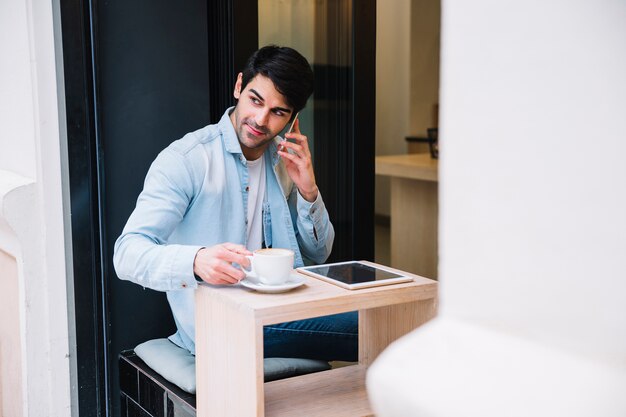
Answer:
[{"left": 277, "top": 119, "right": 319, "bottom": 202}]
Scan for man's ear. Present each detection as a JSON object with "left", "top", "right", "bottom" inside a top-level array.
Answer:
[{"left": 233, "top": 73, "right": 243, "bottom": 99}]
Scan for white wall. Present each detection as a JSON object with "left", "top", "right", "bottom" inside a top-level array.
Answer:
[
  {"left": 368, "top": 0, "right": 626, "bottom": 415},
  {"left": 409, "top": 0, "right": 440, "bottom": 135},
  {"left": 375, "top": 0, "right": 411, "bottom": 216},
  {"left": 0, "top": 0, "right": 74, "bottom": 416},
  {"left": 375, "top": 0, "right": 440, "bottom": 217},
  {"left": 0, "top": 250, "right": 23, "bottom": 417},
  {"left": 0, "top": 0, "right": 37, "bottom": 179}
]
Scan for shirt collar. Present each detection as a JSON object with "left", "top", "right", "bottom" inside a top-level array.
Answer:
[
  {"left": 266, "top": 138, "right": 282, "bottom": 168},
  {"left": 219, "top": 107, "right": 243, "bottom": 154}
]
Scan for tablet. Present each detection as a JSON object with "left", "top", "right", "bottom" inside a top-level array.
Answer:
[{"left": 296, "top": 261, "right": 413, "bottom": 290}]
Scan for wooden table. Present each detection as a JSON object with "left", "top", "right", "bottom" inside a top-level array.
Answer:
[
  {"left": 195, "top": 261, "right": 438, "bottom": 417},
  {"left": 376, "top": 153, "right": 439, "bottom": 279}
]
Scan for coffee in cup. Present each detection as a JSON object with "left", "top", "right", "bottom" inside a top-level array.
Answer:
[{"left": 245, "top": 248, "right": 294, "bottom": 286}]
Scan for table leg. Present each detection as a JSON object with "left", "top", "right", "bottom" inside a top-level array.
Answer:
[
  {"left": 196, "top": 291, "right": 265, "bottom": 416},
  {"left": 359, "top": 298, "right": 437, "bottom": 366}
]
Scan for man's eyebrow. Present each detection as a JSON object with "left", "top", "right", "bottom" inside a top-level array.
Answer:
[
  {"left": 248, "top": 88, "right": 292, "bottom": 114},
  {"left": 249, "top": 88, "right": 264, "bottom": 102}
]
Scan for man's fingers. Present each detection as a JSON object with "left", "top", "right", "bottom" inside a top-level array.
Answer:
[
  {"left": 209, "top": 270, "right": 240, "bottom": 285},
  {"left": 222, "top": 243, "right": 252, "bottom": 255},
  {"left": 286, "top": 132, "right": 307, "bottom": 143},
  {"left": 277, "top": 150, "right": 302, "bottom": 166},
  {"left": 220, "top": 243, "right": 252, "bottom": 268},
  {"left": 284, "top": 133, "right": 311, "bottom": 156},
  {"left": 278, "top": 140, "right": 306, "bottom": 158},
  {"left": 215, "top": 260, "right": 246, "bottom": 281},
  {"left": 199, "top": 265, "right": 241, "bottom": 285},
  {"left": 217, "top": 247, "right": 251, "bottom": 268},
  {"left": 194, "top": 244, "right": 252, "bottom": 285}
]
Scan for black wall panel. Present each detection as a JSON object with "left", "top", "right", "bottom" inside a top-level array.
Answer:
[{"left": 97, "top": 1, "right": 210, "bottom": 415}]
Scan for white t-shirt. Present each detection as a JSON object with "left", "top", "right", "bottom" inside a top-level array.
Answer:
[{"left": 245, "top": 156, "right": 266, "bottom": 251}]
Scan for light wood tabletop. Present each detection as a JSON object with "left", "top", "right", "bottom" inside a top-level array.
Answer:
[
  {"left": 196, "top": 261, "right": 437, "bottom": 326},
  {"left": 375, "top": 153, "right": 438, "bottom": 182}
]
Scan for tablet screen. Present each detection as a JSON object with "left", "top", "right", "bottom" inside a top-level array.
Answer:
[{"left": 304, "top": 262, "right": 403, "bottom": 285}]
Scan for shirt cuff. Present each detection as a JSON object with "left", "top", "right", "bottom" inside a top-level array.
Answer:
[
  {"left": 170, "top": 244, "right": 205, "bottom": 290},
  {"left": 297, "top": 189, "right": 324, "bottom": 220}
]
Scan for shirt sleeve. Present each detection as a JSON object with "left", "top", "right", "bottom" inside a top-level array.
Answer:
[
  {"left": 294, "top": 189, "right": 335, "bottom": 264},
  {"left": 113, "top": 148, "right": 203, "bottom": 291}
]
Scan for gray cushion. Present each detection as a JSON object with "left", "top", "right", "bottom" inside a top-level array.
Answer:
[
  {"left": 264, "top": 357, "right": 331, "bottom": 382},
  {"left": 135, "top": 339, "right": 196, "bottom": 393},
  {"left": 134, "top": 338, "right": 331, "bottom": 394}
]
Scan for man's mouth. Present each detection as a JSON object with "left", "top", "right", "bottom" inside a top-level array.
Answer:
[{"left": 245, "top": 122, "right": 267, "bottom": 137}]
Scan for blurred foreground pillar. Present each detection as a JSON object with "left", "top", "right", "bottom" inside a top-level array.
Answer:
[{"left": 367, "top": 0, "right": 626, "bottom": 415}]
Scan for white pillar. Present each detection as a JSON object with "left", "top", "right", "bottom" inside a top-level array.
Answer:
[
  {"left": 367, "top": 0, "right": 626, "bottom": 415},
  {"left": 375, "top": 0, "right": 411, "bottom": 217},
  {"left": 0, "top": 0, "right": 74, "bottom": 415}
]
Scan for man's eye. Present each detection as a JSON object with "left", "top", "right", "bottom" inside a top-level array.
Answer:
[
  {"left": 251, "top": 97, "right": 261, "bottom": 105},
  {"left": 273, "top": 110, "right": 284, "bottom": 116}
]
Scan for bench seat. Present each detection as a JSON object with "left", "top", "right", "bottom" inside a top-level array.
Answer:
[{"left": 119, "top": 339, "right": 331, "bottom": 417}]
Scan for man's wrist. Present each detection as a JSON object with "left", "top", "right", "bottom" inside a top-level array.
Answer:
[
  {"left": 193, "top": 247, "right": 205, "bottom": 282},
  {"left": 299, "top": 186, "right": 319, "bottom": 202}
]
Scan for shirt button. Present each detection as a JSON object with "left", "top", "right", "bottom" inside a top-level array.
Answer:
[{"left": 245, "top": 186, "right": 249, "bottom": 192}]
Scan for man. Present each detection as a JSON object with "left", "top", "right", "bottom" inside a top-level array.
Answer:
[{"left": 114, "top": 45, "right": 357, "bottom": 361}]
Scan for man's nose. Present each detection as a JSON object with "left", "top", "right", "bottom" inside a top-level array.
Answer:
[{"left": 255, "top": 110, "right": 269, "bottom": 126}]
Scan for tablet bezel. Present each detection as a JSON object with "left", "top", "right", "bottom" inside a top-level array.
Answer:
[{"left": 296, "top": 261, "right": 414, "bottom": 290}]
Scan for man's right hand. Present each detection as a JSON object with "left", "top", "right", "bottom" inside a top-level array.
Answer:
[{"left": 193, "top": 243, "right": 252, "bottom": 285}]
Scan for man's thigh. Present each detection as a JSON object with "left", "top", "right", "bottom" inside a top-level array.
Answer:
[{"left": 263, "top": 311, "right": 358, "bottom": 361}]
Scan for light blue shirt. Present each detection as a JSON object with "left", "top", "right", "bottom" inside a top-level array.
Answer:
[{"left": 113, "top": 108, "right": 334, "bottom": 354}]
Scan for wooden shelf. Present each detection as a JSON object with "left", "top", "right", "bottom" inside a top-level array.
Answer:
[{"left": 265, "top": 365, "right": 373, "bottom": 417}]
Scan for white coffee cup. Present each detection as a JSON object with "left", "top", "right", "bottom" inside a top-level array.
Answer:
[{"left": 245, "top": 248, "right": 294, "bottom": 286}]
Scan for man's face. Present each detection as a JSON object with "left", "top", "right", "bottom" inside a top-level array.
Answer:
[{"left": 230, "top": 73, "right": 293, "bottom": 159}]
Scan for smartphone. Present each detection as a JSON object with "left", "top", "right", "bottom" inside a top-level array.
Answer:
[{"left": 278, "top": 112, "right": 299, "bottom": 153}]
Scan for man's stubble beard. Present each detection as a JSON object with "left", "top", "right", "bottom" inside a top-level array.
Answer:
[
  {"left": 238, "top": 126, "right": 276, "bottom": 151},
  {"left": 237, "top": 117, "right": 278, "bottom": 151}
]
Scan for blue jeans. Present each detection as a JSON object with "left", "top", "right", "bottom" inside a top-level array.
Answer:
[{"left": 263, "top": 311, "right": 358, "bottom": 361}]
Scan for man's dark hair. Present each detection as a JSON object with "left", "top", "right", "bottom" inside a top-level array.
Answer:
[{"left": 240, "top": 45, "right": 314, "bottom": 117}]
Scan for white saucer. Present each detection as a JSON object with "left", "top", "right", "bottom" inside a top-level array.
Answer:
[{"left": 239, "top": 272, "right": 306, "bottom": 294}]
